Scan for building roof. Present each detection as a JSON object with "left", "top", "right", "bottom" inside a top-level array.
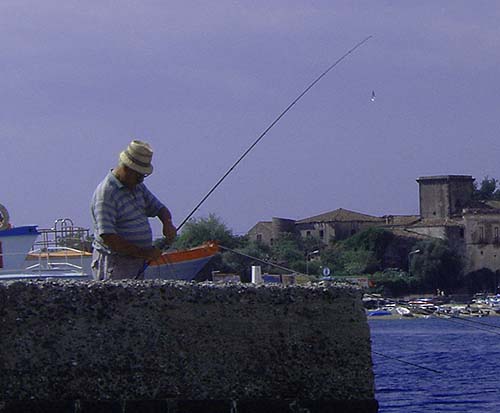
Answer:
[
  {"left": 296, "top": 208, "right": 382, "bottom": 224},
  {"left": 247, "top": 221, "right": 272, "bottom": 233},
  {"left": 416, "top": 175, "right": 474, "bottom": 182},
  {"left": 386, "top": 228, "right": 431, "bottom": 240},
  {"left": 409, "top": 217, "right": 463, "bottom": 228},
  {"left": 484, "top": 200, "right": 500, "bottom": 210},
  {"left": 462, "top": 200, "right": 500, "bottom": 215},
  {"left": 380, "top": 215, "right": 421, "bottom": 226}
]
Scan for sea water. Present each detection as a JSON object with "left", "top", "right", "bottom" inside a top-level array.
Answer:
[{"left": 369, "top": 317, "right": 500, "bottom": 412}]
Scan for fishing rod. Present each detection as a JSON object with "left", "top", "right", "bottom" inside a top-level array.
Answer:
[
  {"left": 139, "top": 36, "right": 373, "bottom": 278},
  {"left": 176, "top": 35, "right": 373, "bottom": 231}
]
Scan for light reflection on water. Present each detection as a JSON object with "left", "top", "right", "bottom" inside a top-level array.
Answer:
[{"left": 369, "top": 317, "right": 500, "bottom": 413}]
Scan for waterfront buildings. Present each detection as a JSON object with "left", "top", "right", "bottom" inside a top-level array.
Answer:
[{"left": 247, "top": 175, "right": 500, "bottom": 274}]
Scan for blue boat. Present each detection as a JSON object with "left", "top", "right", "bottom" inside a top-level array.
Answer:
[{"left": 367, "top": 309, "right": 393, "bottom": 317}]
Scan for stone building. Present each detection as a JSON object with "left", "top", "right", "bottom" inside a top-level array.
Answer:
[
  {"left": 407, "top": 175, "right": 500, "bottom": 273},
  {"left": 247, "top": 174, "right": 500, "bottom": 274},
  {"left": 295, "top": 208, "right": 384, "bottom": 243},
  {"left": 417, "top": 175, "right": 474, "bottom": 219},
  {"left": 462, "top": 206, "right": 500, "bottom": 272},
  {"left": 247, "top": 217, "right": 296, "bottom": 246},
  {"left": 247, "top": 209, "right": 387, "bottom": 246}
]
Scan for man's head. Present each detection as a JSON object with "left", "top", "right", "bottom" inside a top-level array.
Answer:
[
  {"left": 119, "top": 140, "right": 154, "bottom": 176},
  {"left": 116, "top": 140, "right": 154, "bottom": 187}
]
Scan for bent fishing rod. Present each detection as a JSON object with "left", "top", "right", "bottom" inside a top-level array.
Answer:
[
  {"left": 140, "top": 36, "right": 373, "bottom": 277},
  {"left": 176, "top": 35, "right": 373, "bottom": 232}
]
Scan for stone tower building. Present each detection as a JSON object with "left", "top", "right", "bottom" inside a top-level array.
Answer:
[{"left": 417, "top": 175, "right": 474, "bottom": 219}]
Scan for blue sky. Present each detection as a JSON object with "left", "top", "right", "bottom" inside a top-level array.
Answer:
[{"left": 1, "top": 1, "right": 499, "bottom": 236}]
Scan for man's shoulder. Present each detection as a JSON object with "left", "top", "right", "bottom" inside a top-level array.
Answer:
[
  {"left": 94, "top": 173, "right": 122, "bottom": 198},
  {"left": 104, "top": 172, "right": 125, "bottom": 189}
]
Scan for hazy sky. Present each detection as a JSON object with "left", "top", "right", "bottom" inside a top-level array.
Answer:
[{"left": 1, "top": 1, "right": 499, "bottom": 236}]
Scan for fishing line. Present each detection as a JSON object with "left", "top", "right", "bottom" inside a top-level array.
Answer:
[
  {"left": 219, "top": 244, "right": 307, "bottom": 276},
  {"left": 371, "top": 350, "right": 442, "bottom": 374},
  {"left": 222, "top": 246, "right": 446, "bottom": 375},
  {"left": 396, "top": 302, "right": 500, "bottom": 335},
  {"left": 430, "top": 312, "right": 500, "bottom": 336},
  {"left": 370, "top": 303, "right": 500, "bottom": 376},
  {"left": 143, "top": 36, "right": 373, "bottom": 277},
  {"left": 447, "top": 313, "right": 500, "bottom": 330},
  {"left": 177, "top": 35, "right": 373, "bottom": 231}
]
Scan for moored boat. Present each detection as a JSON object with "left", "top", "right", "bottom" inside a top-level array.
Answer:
[
  {"left": 0, "top": 221, "right": 92, "bottom": 281},
  {"left": 367, "top": 309, "right": 393, "bottom": 317},
  {"left": 145, "top": 241, "right": 219, "bottom": 280},
  {"left": 0, "top": 207, "right": 219, "bottom": 281}
]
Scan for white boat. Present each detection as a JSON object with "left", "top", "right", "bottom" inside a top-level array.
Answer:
[
  {"left": 0, "top": 218, "right": 92, "bottom": 281},
  {"left": 394, "top": 306, "right": 413, "bottom": 317}
]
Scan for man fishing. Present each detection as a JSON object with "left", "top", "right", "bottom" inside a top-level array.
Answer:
[{"left": 90, "top": 139, "right": 177, "bottom": 280}]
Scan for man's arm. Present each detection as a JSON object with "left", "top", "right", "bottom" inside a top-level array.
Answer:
[
  {"left": 101, "top": 234, "right": 162, "bottom": 261},
  {"left": 157, "top": 207, "right": 177, "bottom": 244}
]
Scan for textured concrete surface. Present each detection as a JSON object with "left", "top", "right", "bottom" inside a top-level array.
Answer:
[{"left": 0, "top": 280, "right": 376, "bottom": 410}]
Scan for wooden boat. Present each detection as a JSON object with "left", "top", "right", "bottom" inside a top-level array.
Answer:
[{"left": 145, "top": 241, "right": 219, "bottom": 280}]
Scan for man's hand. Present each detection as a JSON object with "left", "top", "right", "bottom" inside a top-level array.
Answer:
[
  {"left": 162, "top": 221, "right": 177, "bottom": 244},
  {"left": 143, "top": 247, "right": 163, "bottom": 262}
]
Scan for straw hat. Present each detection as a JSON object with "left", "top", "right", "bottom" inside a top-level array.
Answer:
[{"left": 119, "top": 140, "right": 154, "bottom": 175}]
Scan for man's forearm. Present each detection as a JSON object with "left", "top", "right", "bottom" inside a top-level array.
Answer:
[
  {"left": 101, "top": 234, "right": 158, "bottom": 259},
  {"left": 157, "top": 207, "right": 173, "bottom": 225},
  {"left": 157, "top": 207, "right": 177, "bottom": 244}
]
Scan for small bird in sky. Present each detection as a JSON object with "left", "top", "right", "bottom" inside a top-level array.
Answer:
[{"left": 371, "top": 90, "right": 376, "bottom": 102}]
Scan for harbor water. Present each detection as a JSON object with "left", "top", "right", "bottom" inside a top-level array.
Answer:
[{"left": 369, "top": 316, "right": 500, "bottom": 412}]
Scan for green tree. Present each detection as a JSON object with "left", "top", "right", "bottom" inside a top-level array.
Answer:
[
  {"left": 370, "top": 270, "right": 419, "bottom": 297},
  {"left": 271, "top": 233, "right": 304, "bottom": 266},
  {"left": 463, "top": 268, "right": 499, "bottom": 294},
  {"left": 320, "top": 228, "right": 395, "bottom": 276},
  {"left": 473, "top": 176, "right": 500, "bottom": 200},
  {"left": 173, "top": 213, "right": 240, "bottom": 249},
  {"left": 320, "top": 243, "right": 347, "bottom": 274},
  {"left": 344, "top": 227, "right": 394, "bottom": 263},
  {"left": 410, "top": 239, "right": 463, "bottom": 293}
]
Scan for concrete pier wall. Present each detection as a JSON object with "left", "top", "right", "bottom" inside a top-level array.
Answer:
[{"left": 0, "top": 280, "right": 377, "bottom": 412}]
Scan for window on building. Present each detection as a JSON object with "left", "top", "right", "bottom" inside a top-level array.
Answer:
[
  {"left": 459, "top": 228, "right": 464, "bottom": 238},
  {"left": 319, "top": 230, "right": 324, "bottom": 239},
  {"left": 256, "top": 234, "right": 262, "bottom": 242},
  {"left": 351, "top": 223, "right": 358, "bottom": 231},
  {"left": 495, "top": 227, "right": 499, "bottom": 243},
  {"left": 306, "top": 231, "right": 311, "bottom": 237},
  {"left": 479, "top": 226, "right": 485, "bottom": 242},
  {"left": 270, "top": 238, "right": 274, "bottom": 246}
]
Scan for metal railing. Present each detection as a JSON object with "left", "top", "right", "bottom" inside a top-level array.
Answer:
[{"left": 34, "top": 218, "right": 91, "bottom": 253}]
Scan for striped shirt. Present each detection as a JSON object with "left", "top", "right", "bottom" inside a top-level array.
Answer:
[{"left": 91, "top": 171, "right": 165, "bottom": 254}]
